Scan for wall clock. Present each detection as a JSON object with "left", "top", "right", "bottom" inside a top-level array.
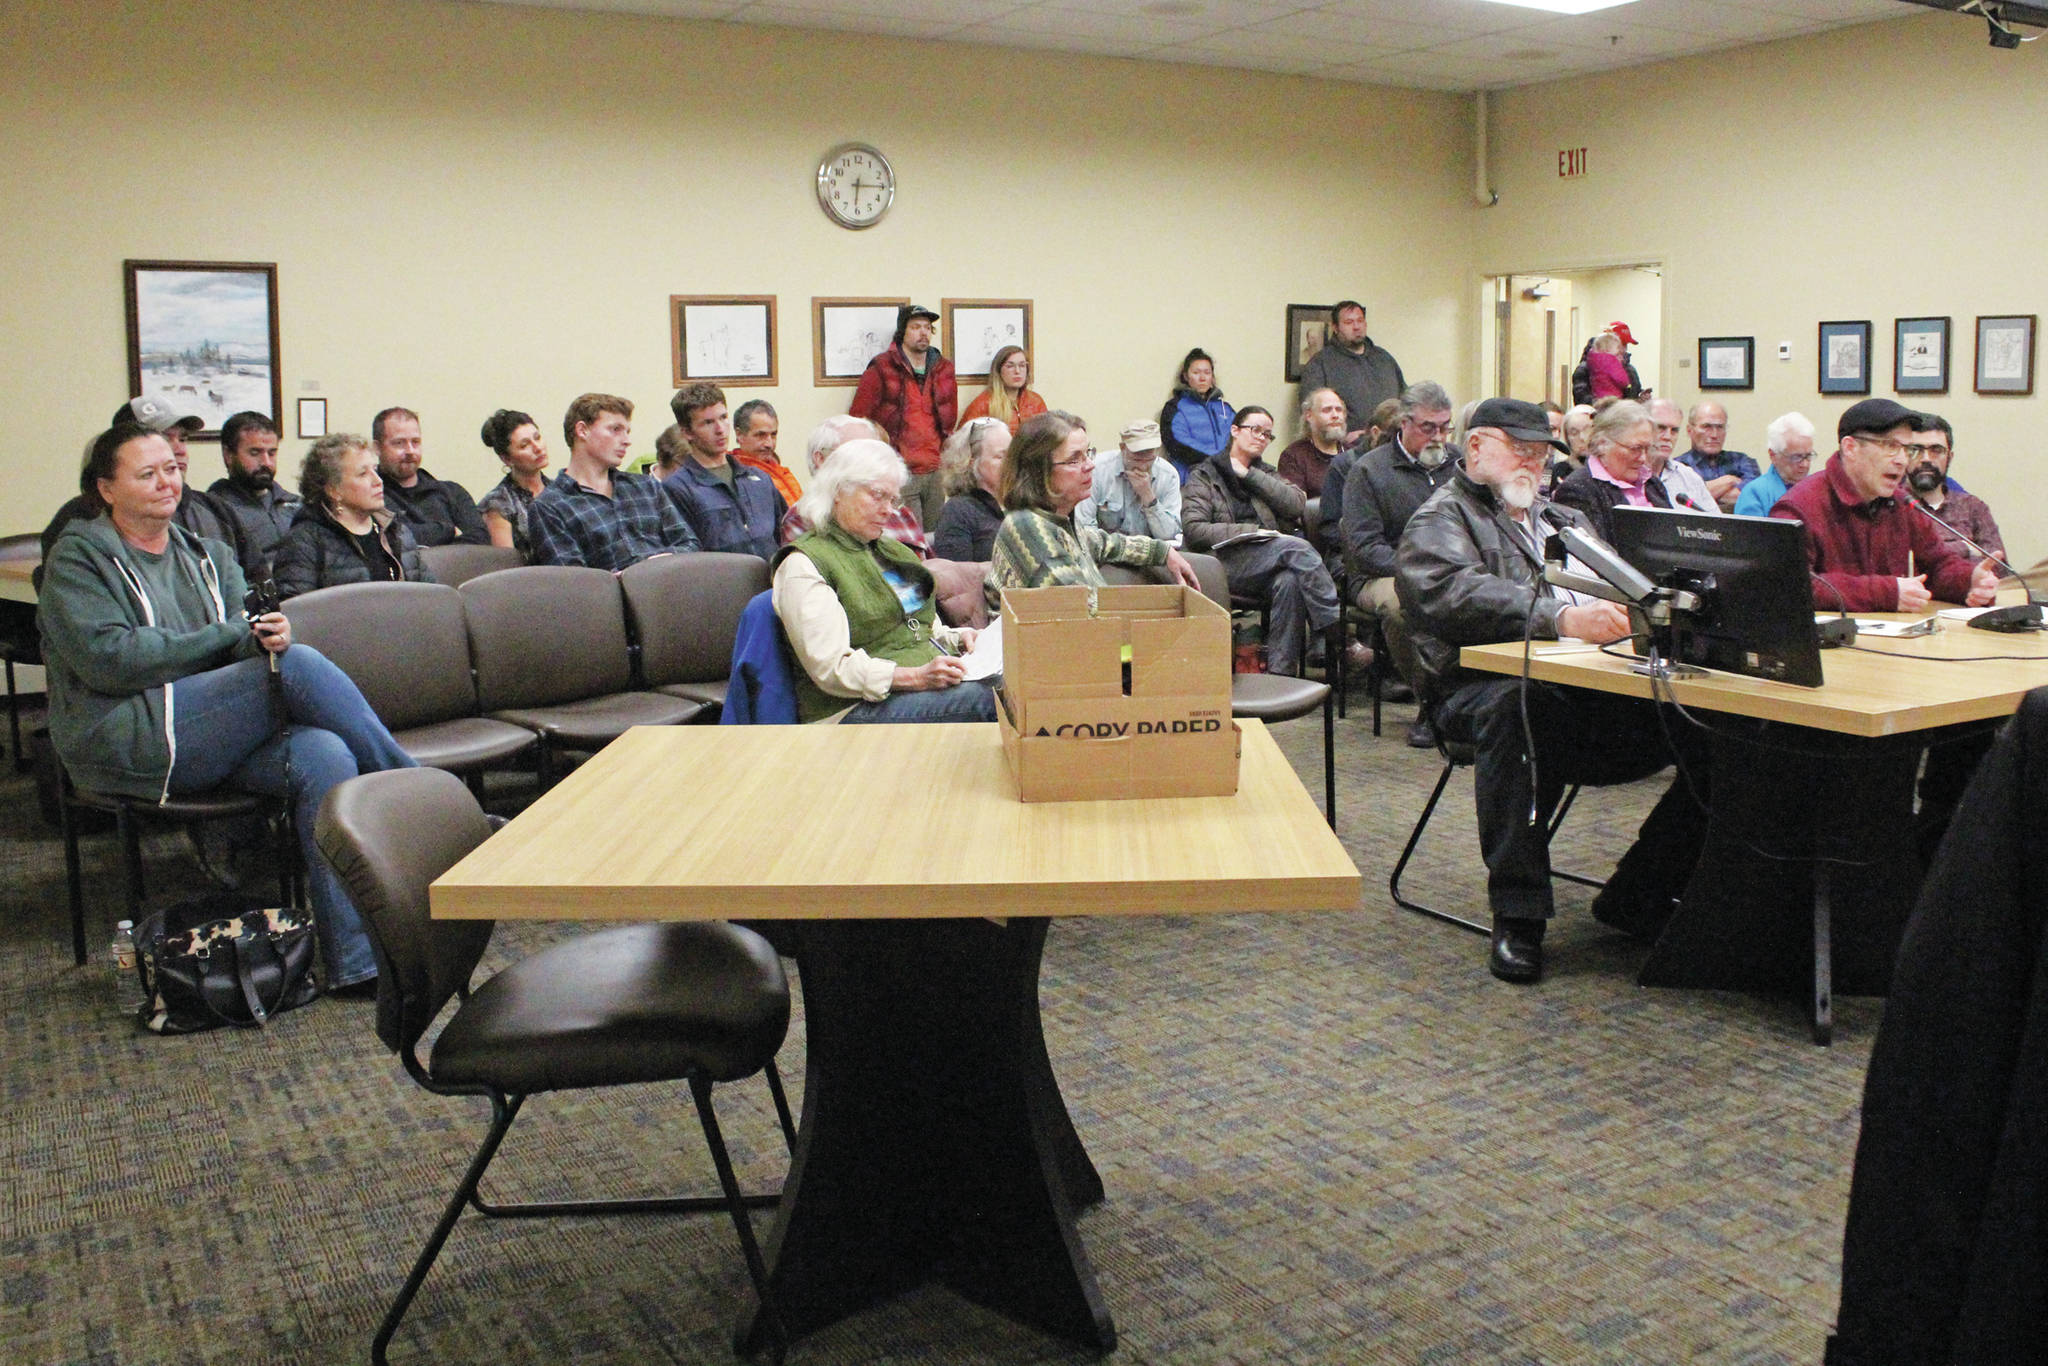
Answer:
[{"left": 816, "top": 143, "right": 895, "bottom": 230}]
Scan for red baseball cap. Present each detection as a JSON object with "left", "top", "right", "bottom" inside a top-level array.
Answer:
[{"left": 1608, "top": 321, "right": 1638, "bottom": 347}]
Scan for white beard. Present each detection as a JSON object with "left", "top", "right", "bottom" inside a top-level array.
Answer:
[
  {"left": 1498, "top": 473, "right": 1538, "bottom": 511},
  {"left": 1416, "top": 441, "right": 1448, "bottom": 469}
]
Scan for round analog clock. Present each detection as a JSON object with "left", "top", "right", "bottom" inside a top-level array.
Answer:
[{"left": 816, "top": 143, "right": 895, "bottom": 230}]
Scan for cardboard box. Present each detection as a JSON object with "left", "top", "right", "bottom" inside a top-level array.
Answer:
[{"left": 996, "top": 583, "right": 1239, "bottom": 802}]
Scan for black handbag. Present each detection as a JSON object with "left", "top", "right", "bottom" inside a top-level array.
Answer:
[{"left": 135, "top": 893, "right": 321, "bottom": 1034}]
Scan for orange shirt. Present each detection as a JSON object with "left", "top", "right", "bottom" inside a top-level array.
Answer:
[
  {"left": 960, "top": 387, "right": 1048, "bottom": 435},
  {"left": 733, "top": 451, "right": 802, "bottom": 507}
]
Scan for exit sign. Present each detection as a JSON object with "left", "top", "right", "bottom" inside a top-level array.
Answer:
[{"left": 1558, "top": 147, "right": 1587, "bottom": 178}]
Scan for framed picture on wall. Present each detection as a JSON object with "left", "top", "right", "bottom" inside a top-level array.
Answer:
[
  {"left": 1893, "top": 316, "right": 1949, "bottom": 393},
  {"left": 942, "top": 299, "right": 1032, "bottom": 380},
  {"left": 1285, "top": 303, "right": 1330, "bottom": 383},
  {"left": 1817, "top": 320, "right": 1871, "bottom": 395},
  {"left": 296, "top": 397, "right": 327, "bottom": 440},
  {"left": 1697, "top": 336, "right": 1754, "bottom": 390},
  {"left": 669, "top": 295, "right": 777, "bottom": 386},
  {"left": 1975, "top": 314, "right": 2037, "bottom": 395},
  {"left": 813, "top": 296, "right": 907, "bottom": 387},
  {"left": 123, "top": 260, "right": 282, "bottom": 439}
]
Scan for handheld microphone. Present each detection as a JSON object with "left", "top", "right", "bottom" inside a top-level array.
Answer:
[{"left": 1906, "top": 499, "right": 2044, "bottom": 631}]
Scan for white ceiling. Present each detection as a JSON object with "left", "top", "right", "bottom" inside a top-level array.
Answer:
[{"left": 477, "top": 0, "right": 1917, "bottom": 91}]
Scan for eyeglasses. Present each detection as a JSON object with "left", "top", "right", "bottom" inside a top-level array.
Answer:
[
  {"left": 1692, "top": 423, "right": 1727, "bottom": 433},
  {"left": 1405, "top": 419, "right": 1452, "bottom": 438},
  {"left": 859, "top": 483, "right": 904, "bottom": 508},
  {"left": 1479, "top": 430, "right": 1550, "bottom": 464},
  {"left": 1610, "top": 441, "right": 1656, "bottom": 459},
  {"left": 1051, "top": 453, "right": 1095, "bottom": 470},
  {"left": 1237, "top": 425, "right": 1277, "bottom": 441},
  {"left": 1904, "top": 443, "right": 1951, "bottom": 460},
  {"left": 1849, "top": 435, "right": 1907, "bottom": 456}
]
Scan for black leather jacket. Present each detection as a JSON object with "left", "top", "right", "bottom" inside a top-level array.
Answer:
[
  {"left": 273, "top": 505, "right": 432, "bottom": 600},
  {"left": 1394, "top": 468, "right": 1595, "bottom": 706}
]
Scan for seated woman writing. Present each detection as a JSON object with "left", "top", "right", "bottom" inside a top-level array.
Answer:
[
  {"left": 38, "top": 423, "right": 419, "bottom": 990},
  {"left": 989, "top": 410, "right": 1202, "bottom": 600},
  {"left": 771, "top": 438, "right": 997, "bottom": 724}
]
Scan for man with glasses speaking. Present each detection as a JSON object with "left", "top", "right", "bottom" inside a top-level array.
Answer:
[
  {"left": 1183, "top": 405, "right": 1342, "bottom": 678},
  {"left": 1397, "top": 397, "right": 1708, "bottom": 984},
  {"left": 1770, "top": 398, "right": 1998, "bottom": 612}
]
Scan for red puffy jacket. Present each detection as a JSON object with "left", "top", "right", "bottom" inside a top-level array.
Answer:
[{"left": 850, "top": 346, "right": 957, "bottom": 475}]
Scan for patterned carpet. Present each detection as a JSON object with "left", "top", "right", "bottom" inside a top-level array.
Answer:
[{"left": 0, "top": 694, "right": 1875, "bottom": 1365}]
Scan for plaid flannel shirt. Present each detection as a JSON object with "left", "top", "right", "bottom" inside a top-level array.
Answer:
[{"left": 528, "top": 469, "right": 698, "bottom": 571}]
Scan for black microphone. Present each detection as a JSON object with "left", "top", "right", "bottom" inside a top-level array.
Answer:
[
  {"left": 1906, "top": 499, "right": 2044, "bottom": 631},
  {"left": 1672, "top": 492, "right": 1705, "bottom": 512},
  {"left": 1907, "top": 498, "right": 2041, "bottom": 602},
  {"left": 1809, "top": 572, "right": 1858, "bottom": 647}
]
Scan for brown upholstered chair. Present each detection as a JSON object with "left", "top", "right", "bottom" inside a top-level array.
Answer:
[
  {"left": 618, "top": 551, "right": 768, "bottom": 718},
  {"left": 284, "top": 582, "right": 537, "bottom": 778},
  {"left": 314, "top": 767, "right": 794, "bottom": 1365},
  {"left": 460, "top": 567, "right": 704, "bottom": 786},
  {"left": 926, "top": 557, "right": 992, "bottom": 629},
  {"left": 1101, "top": 550, "right": 1336, "bottom": 828},
  {"left": 415, "top": 542, "right": 525, "bottom": 588}
]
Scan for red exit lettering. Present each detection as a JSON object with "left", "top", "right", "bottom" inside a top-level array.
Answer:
[{"left": 1558, "top": 147, "right": 1587, "bottom": 179}]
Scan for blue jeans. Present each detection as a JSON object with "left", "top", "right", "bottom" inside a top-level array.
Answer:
[
  {"left": 838, "top": 680, "right": 998, "bottom": 724},
  {"left": 168, "top": 647, "right": 418, "bottom": 987}
]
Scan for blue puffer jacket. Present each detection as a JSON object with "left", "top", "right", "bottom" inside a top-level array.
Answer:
[
  {"left": 1159, "top": 389, "right": 1236, "bottom": 481},
  {"left": 662, "top": 458, "right": 785, "bottom": 562}
]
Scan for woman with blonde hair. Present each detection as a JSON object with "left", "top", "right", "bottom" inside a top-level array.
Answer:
[{"left": 959, "top": 345, "right": 1046, "bottom": 434}]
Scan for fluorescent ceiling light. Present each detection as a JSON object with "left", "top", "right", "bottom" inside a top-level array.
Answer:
[{"left": 1471, "top": 0, "right": 1639, "bottom": 14}]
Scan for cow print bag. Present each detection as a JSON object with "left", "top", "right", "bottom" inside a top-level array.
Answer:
[{"left": 135, "top": 893, "right": 321, "bottom": 1034}]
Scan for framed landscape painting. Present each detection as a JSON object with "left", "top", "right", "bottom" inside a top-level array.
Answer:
[{"left": 124, "top": 260, "right": 282, "bottom": 438}]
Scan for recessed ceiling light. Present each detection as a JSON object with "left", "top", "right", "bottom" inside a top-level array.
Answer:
[{"left": 1472, "top": 0, "right": 1638, "bottom": 14}]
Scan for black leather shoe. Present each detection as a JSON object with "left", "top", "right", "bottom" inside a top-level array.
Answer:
[
  {"left": 1489, "top": 919, "right": 1544, "bottom": 984},
  {"left": 1406, "top": 718, "right": 1436, "bottom": 749}
]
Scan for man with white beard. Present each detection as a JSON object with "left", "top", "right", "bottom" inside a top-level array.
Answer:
[
  {"left": 1339, "top": 381, "right": 1460, "bottom": 744},
  {"left": 1396, "top": 398, "right": 1708, "bottom": 985}
]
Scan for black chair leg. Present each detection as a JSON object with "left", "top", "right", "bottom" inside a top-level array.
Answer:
[
  {"left": 374, "top": 1092, "right": 524, "bottom": 1366},
  {"left": 5, "top": 658, "right": 23, "bottom": 773},
  {"left": 693, "top": 1075, "right": 786, "bottom": 1366},
  {"left": 1545, "top": 785, "right": 1607, "bottom": 891},
  {"left": 117, "top": 805, "right": 145, "bottom": 921},
  {"left": 763, "top": 1059, "right": 797, "bottom": 1153},
  {"left": 1322, "top": 680, "right": 1336, "bottom": 829},
  {"left": 61, "top": 791, "right": 87, "bottom": 966},
  {"left": 1388, "top": 759, "right": 1489, "bottom": 935}
]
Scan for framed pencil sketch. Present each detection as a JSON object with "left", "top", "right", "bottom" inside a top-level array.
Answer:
[
  {"left": 296, "top": 397, "right": 327, "bottom": 440},
  {"left": 1975, "top": 314, "right": 2037, "bottom": 395},
  {"left": 813, "top": 297, "right": 907, "bottom": 387},
  {"left": 1697, "top": 336, "right": 1754, "bottom": 390},
  {"left": 124, "top": 260, "right": 282, "bottom": 439},
  {"left": 1893, "top": 317, "right": 1949, "bottom": 394},
  {"left": 943, "top": 299, "right": 1032, "bottom": 380},
  {"left": 670, "top": 295, "right": 776, "bottom": 387},
  {"left": 1285, "top": 303, "right": 1329, "bottom": 383},
  {"left": 1817, "top": 320, "right": 1871, "bottom": 396}
]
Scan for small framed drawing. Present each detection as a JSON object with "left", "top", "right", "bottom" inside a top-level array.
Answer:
[
  {"left": 942, "top": 299, "right": 1032, "bottom": 380},
  {"left": 670, "top": 295, "right": 776, "bottom": 387},
  {"left": 1817, "top": 320, "right": 1871, "bottom": 396},
  {"left": 1893, "top": 317, "right": 1949, "bottom": 394},
  {"left": 1696, "top": 336, "right": 1754, "bottom": 390},
  {"left": 124, "top": 260, "right": 282, "bottom": 439},
  {"left": 1975, "top": 314, "right": 2037, "bottom": 395},
  {"left": 813, "top": 296, "right": 908, "bottom": 387},
  {"left": 296, "top": 397, "right": 327, "bottom": 439},
  {"left": 1285, "top": 304, "right": 1330, "bottom": 383}
]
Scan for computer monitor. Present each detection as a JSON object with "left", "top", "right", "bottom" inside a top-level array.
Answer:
[{"left": 1607, "top": 506, "right": 1825, "bottom": 688}]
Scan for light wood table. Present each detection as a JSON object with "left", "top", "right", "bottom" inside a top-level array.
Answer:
[
  {"left": 0, "top": 559, "right": 36, "bottom": 605},
  {"left": 434, "top": 720, "right": 1359, "bottom": 1354},
  {"left": 1460, "top": 614, "right": 2048, "bottom": 1042}
]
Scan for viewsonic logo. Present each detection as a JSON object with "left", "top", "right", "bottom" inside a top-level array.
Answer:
[{"left": 1675, "top": 525, "right": 1724, "bottom": 543}]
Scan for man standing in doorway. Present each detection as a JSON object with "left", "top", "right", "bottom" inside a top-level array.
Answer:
[
  {"left": 1300, "top": 300, "right": 1405, "bottom": 444},
  {"left": 851, "top": 303, "right": 956, "bottom": 531}
]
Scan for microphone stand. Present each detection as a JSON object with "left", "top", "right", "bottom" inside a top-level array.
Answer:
[{"left": 1907, "top": 498, "right": 2044, "bottom": 629}]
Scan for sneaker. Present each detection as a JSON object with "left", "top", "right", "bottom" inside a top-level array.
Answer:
[{"left": 1344, "top": 641, "right": 1374, "bottom": 673}]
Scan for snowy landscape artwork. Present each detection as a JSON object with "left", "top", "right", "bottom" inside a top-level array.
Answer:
[{"left": 125, "top": 261, "right": 280, "bottom": 435}]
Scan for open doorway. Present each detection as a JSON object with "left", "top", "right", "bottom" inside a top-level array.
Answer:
[{"left": 1482, "top": 263, "right": 1663, "bottom": 405}]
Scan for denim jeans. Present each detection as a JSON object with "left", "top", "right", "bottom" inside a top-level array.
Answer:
[
  {"left": 168, "top": 647, "right": 417, "bottom": 987},
  {"left": 837, "top": 679, "right": 998, "bottom": 724}
]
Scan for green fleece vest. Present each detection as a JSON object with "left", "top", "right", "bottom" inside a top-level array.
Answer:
[{"left": 784, "top": 524, "right": 940, "bottom": 722}]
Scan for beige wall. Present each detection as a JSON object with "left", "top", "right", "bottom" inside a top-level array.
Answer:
[
  {"left": 0, "top": 0, "right": 1476, "bottom": 535},
  {"left": 1478, "top": 13, "right": 2047, "bottom": 561},
  {"left": 1565, "top": 266, "right": 1663, "bottom": 400}
]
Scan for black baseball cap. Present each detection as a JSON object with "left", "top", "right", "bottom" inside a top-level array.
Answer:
[
  {"left": 1838, "top": 398, "right": 1922, "bottom": 440},
  {"left": 1468, "top": 397, "right": 1567, "bottom": 452},
  {"left": 899, "top": 303, "right": 939, "bottom": 324}
]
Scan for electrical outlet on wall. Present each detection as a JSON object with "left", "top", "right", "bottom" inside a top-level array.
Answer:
[{"left": 1778, "top": 342, "right": 1792, "bottom": 361}]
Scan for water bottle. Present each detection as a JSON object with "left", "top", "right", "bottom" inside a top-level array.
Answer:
[{"left": 110, "top": 921, "right": 144, "bottom": 1016}]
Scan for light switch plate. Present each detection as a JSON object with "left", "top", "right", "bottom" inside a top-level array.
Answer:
[{"left": 1778, "top": 342, "right": 1792, "bottom": 361}]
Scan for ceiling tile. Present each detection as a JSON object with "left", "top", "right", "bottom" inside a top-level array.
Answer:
[
  {"left": 1248, "top": 9, "right": 1458, "bottom": 53},
  {"left": 729, "top": 5, "right": 963, "bottom": 37},
  {"left": 971, "top": 3, "right": 1236, "bottom": 43},
  {"left": 1310, "top": 0, "right": 1552, "bottom": 35}
]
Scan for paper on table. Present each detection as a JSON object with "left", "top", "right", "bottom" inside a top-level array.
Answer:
[{"left": 961, "top": 619, "right": 1003, "bottom": 681}]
